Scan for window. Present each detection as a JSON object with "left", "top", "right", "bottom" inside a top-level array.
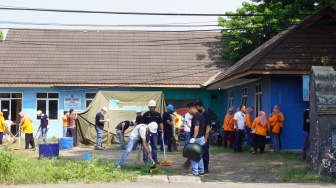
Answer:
[
  {"left": 228, "top": 91, "right": 233, "bottom": 108},
  {"left": 242, "top": 88, "right": 248, "bottom": 106},
  {"left": 85, "top": 92, "right": 96, "bottom": 108},
  {"left": 255, "top": 84, "right": 262, "bottom": 117},
  {"left": 36, "top": 93, "right": 59, "bottom": 120}
]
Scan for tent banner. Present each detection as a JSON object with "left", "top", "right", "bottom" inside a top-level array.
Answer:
[{"left": 76, "top": 91, "right": 166, "bottom": 145}]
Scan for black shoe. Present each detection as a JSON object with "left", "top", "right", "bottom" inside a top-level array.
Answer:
[
  {"left": 154, "top": 160, "right": 160, "bottom": 164},
  {"left": 198, "top": 172, "right": 205, "bottom": 177},
  {"left": 204, "top": 170, "right": 209, "bottom": 173}
]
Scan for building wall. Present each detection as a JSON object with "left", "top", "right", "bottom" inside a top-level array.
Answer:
[
  {"left": 0, "top": 86, "right": 128, "bottom": 138},
  {"left": 132, "top": 87, "right": 224, "bottom": 121},
  {"left": 1, "top": 86, "right": 223, "bottom": 138},
  {"left": 221, "top": 75, "right": 309, "bottom": 150}
]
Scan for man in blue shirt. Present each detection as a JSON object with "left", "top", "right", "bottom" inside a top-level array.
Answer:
[
  {"left": 37, "top": 110, "right": 49, "bottom": 144},
  {"left": 95, "top": 106, "right": 109, "bottom": 150}
]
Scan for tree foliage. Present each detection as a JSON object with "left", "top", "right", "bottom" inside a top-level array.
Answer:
[
  {"left": 0, "top": 30, "right": 3, "bottom": 41},
  {"left": 218, "top": 0, "right": 336, "bottom": 64}
]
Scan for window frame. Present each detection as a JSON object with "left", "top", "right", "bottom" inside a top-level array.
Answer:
[
  {"left": 85, "top": 92, "right": 97, "bottom": 108},
  {"left": 36, "top": 92, "right": 59, "bottom": 120},
  {"left": 254, "top": 84, "right": 262, "bottom": 117},
  {"left": 241, "top": 87, "right": 248, "bottom": 106},
  {"left": 228, "top": 90, "right": 233, "bottom": 108}
]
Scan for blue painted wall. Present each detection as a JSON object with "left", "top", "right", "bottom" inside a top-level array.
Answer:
[
  {"left": 1, "top": 86, "right": 223, "bottom": 138},
  {"left": 221, "top": 75, "right": 309, "bottom": 150},
  {"left": 0, "top": 86, "right": 129, "bottom": 138}
]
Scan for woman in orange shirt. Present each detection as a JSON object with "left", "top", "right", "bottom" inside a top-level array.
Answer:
[
  {"left": 269, "top": 105, "right": 285, "bottom": 151},
  {"left": 251, "top": 110, "right": 270, "bottom": 154},
  {"left": 245, "top": 107, "right": 253, "bottom": 149},
  {"left": 222, "top": 108, "right": 235, "bottom": 149}
]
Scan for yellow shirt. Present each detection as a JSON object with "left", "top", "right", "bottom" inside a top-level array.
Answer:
[
  {"left": 62, "top": 115, "right": 68, "bottom": 127},
  {"left": 245, "top": 114, "right": 253, "bottom": 129},
  {"left": 21, "top": 118, "right": 33, "bottom": 134},
  {"left": 0, "top": 116, "right": 5, "bottom": 132}
]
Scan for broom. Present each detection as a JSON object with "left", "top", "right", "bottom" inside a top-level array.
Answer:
[{"left": 182, "top": 159, "right": 191, "bottom": 169}]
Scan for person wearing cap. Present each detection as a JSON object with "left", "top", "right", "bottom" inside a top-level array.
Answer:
[
  {"left": 37, "top": 110, "right": 50, "bottom": 144},
  {"left": 95, "top": 106, "right": 109, "bottom": 149},
  {"left": 115, "top": 120, "right": 135, "bottom": 149},
  {"left": 117, "top": 122, "right": 158, "bottom": 168},
  {"left": 62, "top": 110, "right": 69, "bottom": 137},
  {"left": 160, "top": 104, "right": 174, "bottom": 152},
  {"left": 141, "top": 100, "right": 163, "bottom": 164},
  {"left": 67, "top": 109, "right": 78, "bottom": 147},
  {"left": 134, "top": 109, "right": 143, "bottom": 126}
]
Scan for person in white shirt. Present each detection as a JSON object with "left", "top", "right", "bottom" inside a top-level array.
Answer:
[
  {"left": 184, "top": 112, "right": 193, "bottom": 145},
  {"left": 234, "top": 105, "right": 246, "bottom": 152},
  {"left": 117, "top": 122, "right": 158, "bottom": 168}
]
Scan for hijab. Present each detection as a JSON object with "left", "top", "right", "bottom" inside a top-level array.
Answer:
[
  {"left": 226, "top": 108, "right": 234, "bottom": 124},
  {"left": 258, "top": 111, "right": 266, "bottom": 126}
]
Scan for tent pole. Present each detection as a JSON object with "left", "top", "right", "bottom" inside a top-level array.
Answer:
[{"left": 107, "top": 115, "right": 110, "bottom": 146}]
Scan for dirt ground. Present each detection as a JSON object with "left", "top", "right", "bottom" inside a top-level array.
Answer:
[{"left": 5, "top": 140, "right": 293, "bottom": 183}]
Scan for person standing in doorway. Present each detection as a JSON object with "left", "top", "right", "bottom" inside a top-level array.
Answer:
[
  {"left": 62, "top": 110, "right": 69, "bottom": 137},
  {"left": 234, "top": 105, "right": 246, "bottom": 152},
  {"left": 19, "top": 112, "right": 35, "bottom": 149},
  {"left": 187, "top": 102, "right": 205, "bottom": 176},
  {"left": 184, "top": 111, "right": 192, "bottom": 145},
  {"left": 67, "top": 109, "right": 78, "bottom": 147},
  {"left": 222, "top": 108, "right": 235, "bottom": 149},
  {"left": 95, "top": 107, "right": 108, "bottom": 150},
  {"left": 269, "top": 105, "right": 285, "bottom": 151},
  {"left": 161, "top": 104, "right": 174, "bottom": 152},
  {"left": 141, "top": 100, "right": 163, "bottom": 164},
  {"left": 37, "top": 110, "right": 49, "bottom": 144},
  {"left": 134, "top": 109, "right": 143, "bottom": 126},
  {"left": 302, "top": 109, "right": 310, "bottom": 161},
  {"left": 195, "top": 101, "right": 211, "bottom": 174},
  {"left": 115, "top": 120, "right": 135, "bottom": 149}
]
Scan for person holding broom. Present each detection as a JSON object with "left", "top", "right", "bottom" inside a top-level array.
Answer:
[
  {"left": 19, "top": 112, "right": 35, "bottom": 149},
  {"left": 117, "top": 122, "right": 158, "bottom": 168}
]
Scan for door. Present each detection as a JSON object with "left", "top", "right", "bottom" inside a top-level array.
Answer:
[{"left": 1, "top": 100, "right": 10, "bottom": 120}]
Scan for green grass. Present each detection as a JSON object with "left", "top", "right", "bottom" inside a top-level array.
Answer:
[{"left": 0, "top": 148, "right": 167, "bottom": 185}]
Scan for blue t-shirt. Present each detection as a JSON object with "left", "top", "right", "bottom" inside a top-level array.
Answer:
[
  {"left": 40, "top": 114, "right": 49, "bottom": 128},
  {"left": 95, "top": 112, "right": 105, "bottom": 127}
]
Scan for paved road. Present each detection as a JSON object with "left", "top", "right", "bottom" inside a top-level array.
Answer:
[{"left": 1, "top": 182, "right": 335, "bottom": 188}]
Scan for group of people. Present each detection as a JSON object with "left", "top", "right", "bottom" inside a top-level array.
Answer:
[
  {"left": 93, "top": 99, "right": 211, "bottom": 176},
  {"left": 61, "top": 109, "right": 78, "bottom": 147},
  {"left": 222, "top": 105, "right": 285, "bottom": 154}
]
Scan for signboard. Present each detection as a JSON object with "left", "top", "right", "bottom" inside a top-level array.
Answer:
[{"left": 64, "top": 94, "right": 81, "bottom": 110}]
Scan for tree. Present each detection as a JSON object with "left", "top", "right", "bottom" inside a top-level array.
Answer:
[
  {"left": 0, "top": 30, "right": 3, "bottom": 41},
  {"left": 218, "top": 0, "right": 336, "bottom": 64}
]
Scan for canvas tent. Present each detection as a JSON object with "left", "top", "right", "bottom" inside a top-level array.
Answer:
[{"left": 77, "top": 91, "right": 166, "bottom": 145}]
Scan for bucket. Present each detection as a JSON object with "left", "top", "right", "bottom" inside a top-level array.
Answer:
[
  {"left": 59, "top": 137, "right": 73, "bottom": 150},
  {"left": 39, "top": 143, "right": 59, "bottom": 159}
]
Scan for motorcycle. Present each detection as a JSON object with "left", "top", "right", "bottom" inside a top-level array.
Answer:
[
  {"left": 209, "top": 120, "right": 222, "bottom": 146},
  {"left": 177, "top": 125, "right": 185, "bottom": 141}
]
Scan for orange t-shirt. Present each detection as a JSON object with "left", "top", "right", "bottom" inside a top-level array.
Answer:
[
  {"left": 269, "top": 112, "right": 284, "bottom": 134},
  {"left": 222, "top": 115, "right": 234, "bottom": 131},
  {"left": 245, "top": 114, "right": 252, "bottom": 129},
  {"left": 62, "top": 115, "right": 68, "bottom": 127},
  {"left": 251, "top": 118, "right": 270, "bottom": 136}
]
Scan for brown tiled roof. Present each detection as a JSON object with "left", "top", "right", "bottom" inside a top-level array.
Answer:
[
  {"left": 0, "top": 29, "right": 228, "bottom": 87},
  {"left": 210, "top": 6, "right": 336, "bottom": 86}
]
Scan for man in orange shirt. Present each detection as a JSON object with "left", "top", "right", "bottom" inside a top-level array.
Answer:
[
  {"left": 62, "top": 110, "right": 69, "bottom": 137},
  {"left": 269, "top": 105, "right": 285, "bottom": 151}
]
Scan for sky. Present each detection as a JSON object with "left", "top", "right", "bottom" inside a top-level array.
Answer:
[{"left": 0, "top": 0, "right": 252, "bottom": 37}]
